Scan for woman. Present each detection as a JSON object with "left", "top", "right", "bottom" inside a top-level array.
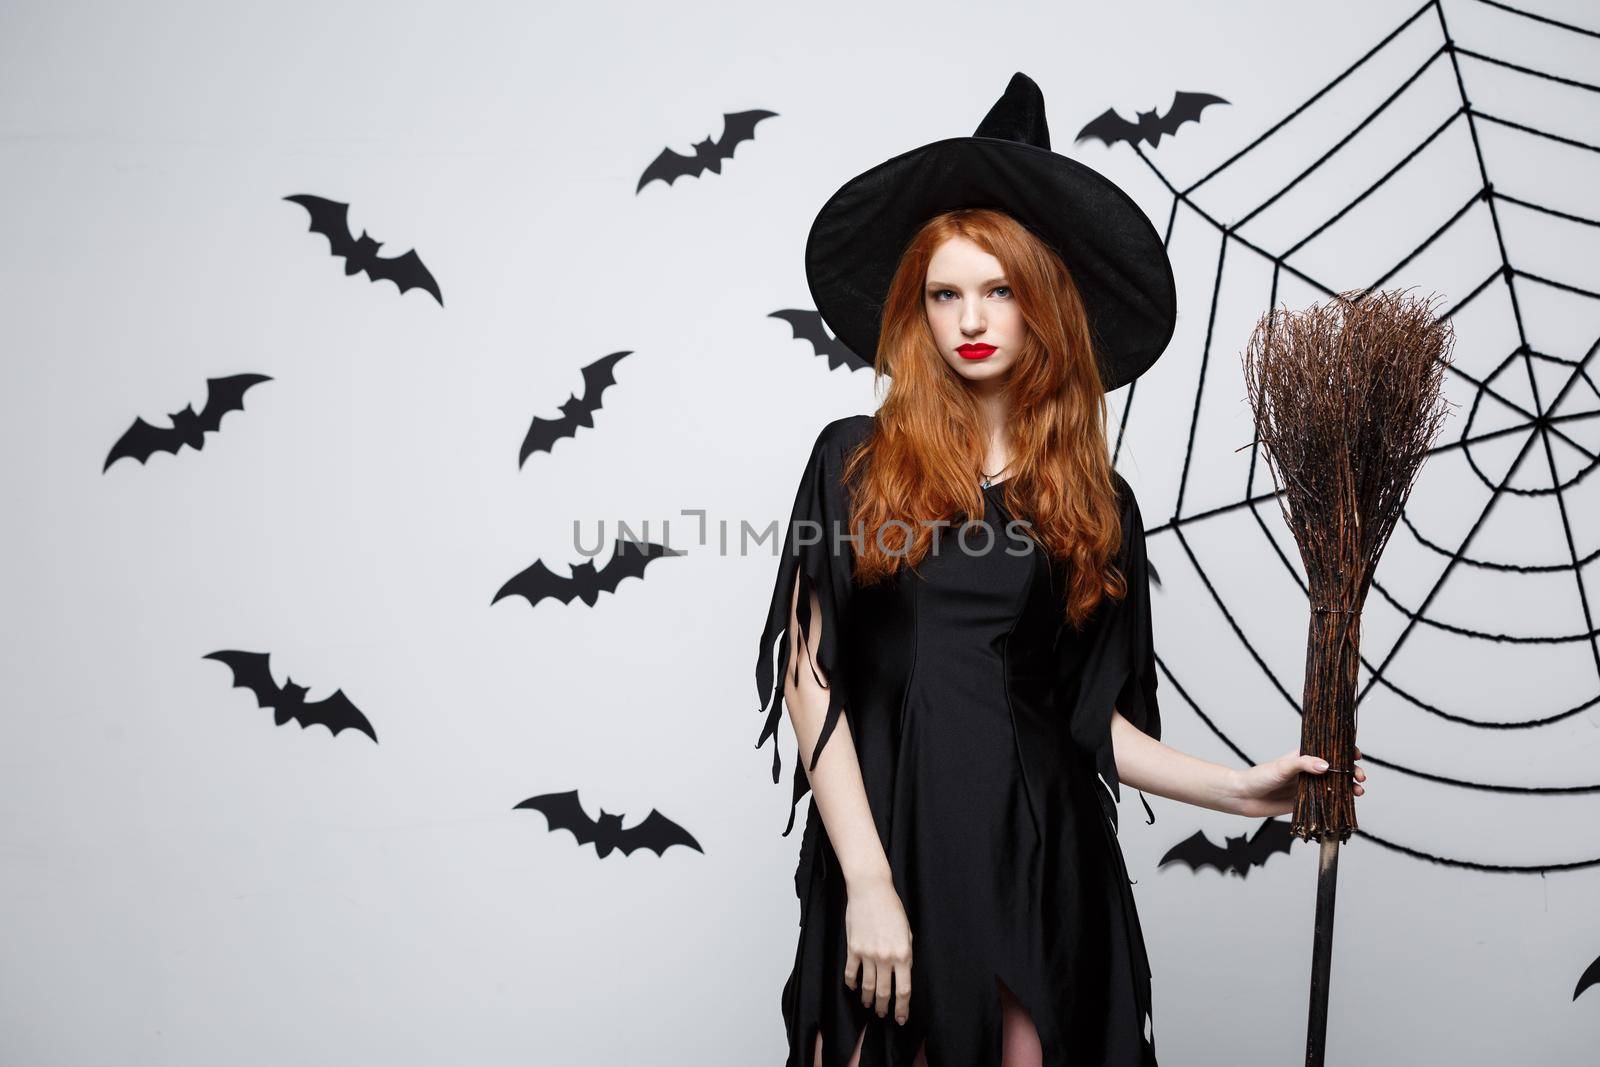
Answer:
[{"left": 754, "top": 74, "right": 1365, "bottom": 1067}]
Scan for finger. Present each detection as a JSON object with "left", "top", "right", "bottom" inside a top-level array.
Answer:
[
  {"left": 874, "top": 960, "right": 894, "bottom": 1017},
  {"left": 894, "top": 958, "right": 912, "bottom": 1024},
  {"left": 843, "top": 950, "right": 860, "bottom": 991},
  {"left": 1304, "top": 755, "right": 1330, "bottom": 773},
  {"left": 860, "top": 959, "right": 877, "bottom": 1008}
]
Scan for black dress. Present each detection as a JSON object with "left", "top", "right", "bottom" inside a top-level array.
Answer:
[{"left": 755, "top": 414, "right": 1163, "bottom": 1067}]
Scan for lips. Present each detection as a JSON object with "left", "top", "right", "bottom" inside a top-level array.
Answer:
[{"left": 957, "top": 344, "right": 996, "bottom": 359}]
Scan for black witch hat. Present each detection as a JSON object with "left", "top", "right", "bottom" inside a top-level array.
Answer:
[{"left": 804, "top": 72, "right": 1177, "bottom": 391}]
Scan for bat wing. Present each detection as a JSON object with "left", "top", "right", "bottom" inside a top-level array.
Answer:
[
  {"left": 285, "top": 194, "right": 359, "bottom": 260},
  {"left": 104, "top": 415, "right": 184, "bottom": 471},
  {"left": 517, "top": 789, "right": 600, "bottom": 847},
  {"left": 204, "top": 650, "right": 283, "bottom": 708},
  {"left": 1246, "top": 818, "right": 1297, "bottom": 867},
  {"left": 518, "top": 351, "right": 633, "bottom": 465},
  {"left": 576, "top": 349, "right": 629, "bottom": 405},
  {"left": 297, "top": 688, "right": 378, "bottom": 742},
  {"left": 493, "top": 559, "right": 587, "bottom": 608},
  {"left": 711, "top": 108, "right": 778, "bottom": 159},
  {"left": 367, "top": 248, "right": 444, "bottom": 306},
  {"left": 1074, "top": 107, "right": 1141, "bottom": 147},
  {"left": 1157, "top": 829, "right": 1233, "bottom": 875},
  {"left": 1575, "top": 951, "right": 1600, "bottom": 1001},
  {"left": 1158, "top": 91, "right": 1230, "bottom": 136},
  {"left": 636, "top": 146, "right": 703, "bottom": 192},
  {"left": 769, "top": 309, "right": 869, "bottom": 372},
  {"left": 519, "top": 414, "right": 577, "bottom": 464},
  {"left": 616, "top": 808, "right": 703, "bottom": 857},
  {"left": 195, "top": 373, "right": 273, "bottom": 434},
  {"left": 595, "top": 539, "right": 685, "bottom": 594}
]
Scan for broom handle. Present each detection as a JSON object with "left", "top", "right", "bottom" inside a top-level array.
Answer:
[{"left": 1304, "top": 836, "right": 1341, "bottom": 1066}]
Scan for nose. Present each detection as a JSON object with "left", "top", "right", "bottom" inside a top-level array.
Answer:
[{"left": 961, "top": 303, "right": 985, "bottom": 334}]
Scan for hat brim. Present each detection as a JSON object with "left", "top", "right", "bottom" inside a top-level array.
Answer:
[{"left": 804, "top": 136, "right": 1177, "bottom": 392}]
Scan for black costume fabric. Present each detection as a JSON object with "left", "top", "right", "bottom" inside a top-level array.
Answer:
[{"left": 755, "top": 415, "right": 1163, "bottom": 1067}]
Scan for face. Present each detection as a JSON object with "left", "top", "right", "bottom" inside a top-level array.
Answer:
[{"left": 923, "top": 235, "right": 1025, "bottom": 387}]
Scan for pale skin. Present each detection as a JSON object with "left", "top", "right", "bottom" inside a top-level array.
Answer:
[{"left": 799, "top": 235, "right": 1367, "bottom": 1067}]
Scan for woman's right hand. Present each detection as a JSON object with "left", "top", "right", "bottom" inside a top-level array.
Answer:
[{"left": 843, "top": 876, "right": 914, "bottom": 1025}]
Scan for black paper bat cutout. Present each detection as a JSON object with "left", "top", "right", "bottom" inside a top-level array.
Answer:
[
  {"left": 104, "top": 373, "right": 272, "bottom": 472},
  {"left": 518, "top": 350, "right": 632, "bottom": 466},
  {"left": 516, "top": 789, "right": 702, "bottom": 858},
  {"left": 284, "top": 194, "right": 443, "bottom": 305},
  {"left": 1075, "top": 91, "right": 1230, "bottom": 149},
  {"left": 637, "top": 108, "right": 777, "bottom": 192},
  {"left": 493, "top": 539, "right": 684, "bottom": 610},
  {"left": 1576, "top": 952, "right": 1600, "bottom": 1001},
  {"left": 768, "top": 309, "right": 870, "bottom": 372},
  {"left": 1158, "top": 817, "right": 1295, "bottom": 877},
  {"left": 204, "top": 650, "right": 378, "bottom": 743}
]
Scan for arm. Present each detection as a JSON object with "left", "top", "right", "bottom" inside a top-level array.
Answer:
[
  {"left": 783, "top": 579, "right": 892, "bottom": 892},
  {"left": 1108, "top": 708, "right": 1366, "bottom": 817},
  {"left": 784, "top": 578, "right": 914, "bottom": 1026}
]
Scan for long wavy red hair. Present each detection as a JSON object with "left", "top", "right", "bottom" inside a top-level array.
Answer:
[{"left": 842, "top": 207, "right": 1128, "bottom": 631}]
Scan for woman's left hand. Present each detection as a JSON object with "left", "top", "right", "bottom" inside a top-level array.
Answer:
[{"left": 1227, "top": 747, "right": 1365, "bottom": 818}]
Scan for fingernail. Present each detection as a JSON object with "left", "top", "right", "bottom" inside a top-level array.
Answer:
[{"left": 1316, "top": 759, "right": 1329, "bottom": 770}]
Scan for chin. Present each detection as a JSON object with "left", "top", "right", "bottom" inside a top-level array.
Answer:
[{"left": 948, "top": 358, "right": 1013, "bottom": 382}]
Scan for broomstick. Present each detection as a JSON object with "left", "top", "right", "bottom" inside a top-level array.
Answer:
[{"left": 1241, "top": 287, "right": 1455, "bottom": 1067}]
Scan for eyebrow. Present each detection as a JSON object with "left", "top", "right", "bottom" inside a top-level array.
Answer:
[{"left": 926, "top": 277, "right": 1009, "bottom": 288}]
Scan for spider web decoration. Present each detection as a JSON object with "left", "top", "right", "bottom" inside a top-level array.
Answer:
[{"left": 1098, "top": 0, "right": 1600, "bottom": 874}]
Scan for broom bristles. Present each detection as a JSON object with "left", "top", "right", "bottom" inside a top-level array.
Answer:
[{"left": 1242, "top": 286, "right": 1456, "bottom": 840}]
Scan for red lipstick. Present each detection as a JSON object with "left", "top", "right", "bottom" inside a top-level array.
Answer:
[{"left": 957, "top": 343, "right": 996, "bottom": 360}]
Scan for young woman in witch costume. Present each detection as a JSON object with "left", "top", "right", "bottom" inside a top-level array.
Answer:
[{"left": 754, "top": 73, "right": 1365, "bottom": 1067}]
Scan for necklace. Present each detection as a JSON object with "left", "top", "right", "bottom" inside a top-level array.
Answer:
[{"left": 979, "top": 462, "right": 1011, "bottom": 488}]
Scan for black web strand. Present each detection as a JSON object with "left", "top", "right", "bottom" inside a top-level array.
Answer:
[
  {"left": 1495, "top": 195, "right": 1600, "bottom": 231},
  {"left": 1354, "top": 335, "right": 1598, "bottom": 701},
  {"left": 1182, "top": 0, "right": 1598, "bottom": 198},
  {"left": 1355, "top": 188, "right": 1484, "bottom": 301},
  {"left": 1527, "top": 378, "right": 1600, "bottom": 684},
  {"left": 1435, "top": 266, "right": 1505, "bottom": 328},
  {"left": 1471, "top": 0, "right": 1600, "bottom": 39},
  {"left": 1474, "top": 112, "right": 1600, "bottom": 153},
  {"left": 1110, "top": 198, "right": 1181, "bottom": 464},
  {"left": 1516, "top": 269, "right": 1600, "bottom": 304},
  {"left": 1280, "top": 107, "right": 1467, "bottom": 260},
  {"left": 1161, "top": 462, "right": 1600, "bottom": 736},
  {"left": 1172, "top": 234, "right": 1228, "bottom": 519},
  {"left": 1106, "top": 0, "right": 1600, "bottom": 873},
  {"left": 1155, "top": 655, "right": 1600, "bottom": 873},
  {"left": 1452, "top": 46, "right": 1600, "bottom": 94},
  {"left": 1181, "top": 0, "right": 1439, "bottom": 196},
  {"left": 1124, "top": 4, "right": 1598, "bottom": 436},
  {"left": 1229, "top": 42, "right": 1452, "bottom": 232},
  {"left": 1436, "top": 1, "right": 1529, "bottom": 350}
]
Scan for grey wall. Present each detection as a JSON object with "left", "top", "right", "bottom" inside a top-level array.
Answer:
[{"left": 2, "top": 0, "right": 1598, "bottom": 1063}]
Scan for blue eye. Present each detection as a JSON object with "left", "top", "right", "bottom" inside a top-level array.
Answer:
[{"left": 929, "top": 286, "right": 1011, "bottom": 300}]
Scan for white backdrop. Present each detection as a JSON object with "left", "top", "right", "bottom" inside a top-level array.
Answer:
[{"left": 3, "top": 1, "right": 1598, "bottom": 1064}]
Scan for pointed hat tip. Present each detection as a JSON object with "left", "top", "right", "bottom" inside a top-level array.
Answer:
[{"left": 974, "top": 71, "right": 1050, "bottom": 150}]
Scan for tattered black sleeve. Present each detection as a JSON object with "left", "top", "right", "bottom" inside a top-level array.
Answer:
[
  {"left": 753, "top": 416, "right": 868, "bottom": 837},
  {"left": 1056, "top": 473, "right": 1162, "bottom": 816}
]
